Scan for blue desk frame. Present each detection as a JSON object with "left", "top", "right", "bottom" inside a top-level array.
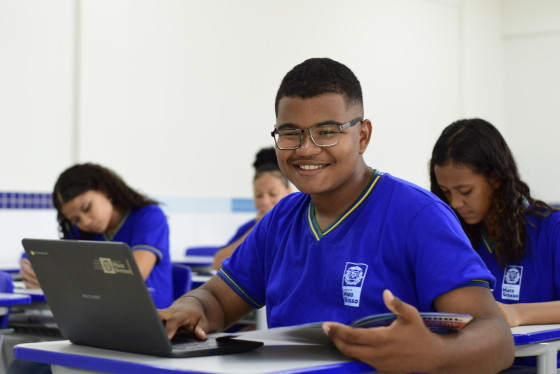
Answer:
[{"left": 0, "top": 293, "right": 31, "bottom": 306}]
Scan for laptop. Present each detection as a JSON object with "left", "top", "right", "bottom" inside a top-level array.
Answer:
[{"left": 21, "top": 238, "right": 263, "bottom": 358}]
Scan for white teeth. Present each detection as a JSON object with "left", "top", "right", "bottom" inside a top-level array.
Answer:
[{"left": 298, "top": 165, "right": 324, "bottom": 170}]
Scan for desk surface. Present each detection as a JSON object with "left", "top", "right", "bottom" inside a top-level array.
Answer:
[
  {"left": 0, "top": 292, "right": 31, "bottom": 306},
  {"left": 14, "top": 325, "right": 560, "bottom": 374},
  {"left": 14, "top": 339, "right": 374, "bottom": 374},
  {"left": 511, "top": 324, "right": 560, "bottom": 345},
  {"left": 173, "top": 256, "right": 215, "bottom": 268},
  {"left": 13, "top": 285, "right": 47, "bottom": 302}
]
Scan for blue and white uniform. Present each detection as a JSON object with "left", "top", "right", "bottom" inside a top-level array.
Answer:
[
  {"left": 477, "top": 211, "right": 560, "bottom": 304},
  {"left": 477, "top": 210, "right": 560, "bottom": 367},
  {"left": 71, "top": 204, "right": 173, "bottom": 308},
  {"left": 219, "top": 170, "right": 494, "bottom": 328}
]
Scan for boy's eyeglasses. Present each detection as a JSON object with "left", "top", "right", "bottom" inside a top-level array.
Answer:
[{"left": 271, "top": 118, "right": 362, "bottom": 150}]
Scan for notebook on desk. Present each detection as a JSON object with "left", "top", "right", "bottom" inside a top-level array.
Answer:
[{"left": 21, "top": 238, "right": 263, "bottom": 358}]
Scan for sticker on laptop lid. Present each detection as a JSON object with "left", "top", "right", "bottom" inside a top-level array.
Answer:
[{"left": 94, "top": 257, "right": 134, "bottom": 276}]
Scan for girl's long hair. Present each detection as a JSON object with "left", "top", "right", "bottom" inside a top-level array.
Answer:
[
  {"left": 429, "top": 118, "right": 555, "bottom": 266},
  {"left": 52, "top": 163, "right": 159, "bottom": 239}
]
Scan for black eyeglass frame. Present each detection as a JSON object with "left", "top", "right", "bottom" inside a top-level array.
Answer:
[{"left": 270, "top": 117, "right": 363, "bottom": 150}]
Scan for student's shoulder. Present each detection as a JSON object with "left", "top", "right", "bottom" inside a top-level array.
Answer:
[
  {"left": 270, "top": 192, "right": 309, "bottom": 214},
  {"left": 377, "top": 171, "right": 441, "bottom": 203},
  {"left": 527, "top": 207, "right": 560, "bottom": 232},
  {"left": 130, "top": 204, "right": 166, "bottom": 220},
  {"left": 375, "top": 171, "right": 456, "bottom": 219}
]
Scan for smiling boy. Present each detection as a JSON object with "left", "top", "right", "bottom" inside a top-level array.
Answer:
[{"left": 159, "top": 58, "right": 514, "bottom": 373}]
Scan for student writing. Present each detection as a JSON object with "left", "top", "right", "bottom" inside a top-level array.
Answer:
[{"left": 20, "top": 163, "right": 173, "bottom": 309}]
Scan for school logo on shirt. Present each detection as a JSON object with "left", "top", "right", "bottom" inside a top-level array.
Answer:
[
  {"left": 342, "top": 262, "right": 368, "bottom": 307},
  {"left": 502, "top": 265, "right": 523, "bottom": 301}
]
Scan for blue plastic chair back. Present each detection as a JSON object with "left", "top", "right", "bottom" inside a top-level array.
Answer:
[
  {"left": 171, "top": 263, "right": 192, "bottom": 301},
  {"left": 0, "top": 271, "right": 14, "bottom": 328},
  {"left": 184, "top": 246, "right": 221, "bottom": 256}
]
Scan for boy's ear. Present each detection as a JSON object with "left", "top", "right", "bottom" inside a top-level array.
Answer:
[{"left": 358, "top": 119, "right": 372, "bottom": 154}]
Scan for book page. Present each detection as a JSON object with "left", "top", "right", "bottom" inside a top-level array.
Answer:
[{"left": 239, "top": 312, "right": 472, "bottom": 345}]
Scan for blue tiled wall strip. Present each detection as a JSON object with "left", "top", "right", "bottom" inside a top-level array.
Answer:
[
  {"left": 0, "top": 192, "right": 54, "bottom": 209},
  {"left": 0, "top": 192, "right": 255, "bottom": 213}
]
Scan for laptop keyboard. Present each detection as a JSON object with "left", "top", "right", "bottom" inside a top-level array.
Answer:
[{"left": 171, "top": 334, "right": 221, "bottom": 350}]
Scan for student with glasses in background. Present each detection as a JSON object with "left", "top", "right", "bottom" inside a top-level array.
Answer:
[{"left": 159, "top": 58, "right": 514, "bottom": 374}]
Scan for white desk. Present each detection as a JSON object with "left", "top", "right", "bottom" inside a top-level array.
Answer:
[
  {"left": 13, "top": 286, "right": 47, "bottom": 303},
  {"left": 512, "top": 324, "right": 560, "bottom": 374},
  {"left": 14, "top": 339, "right": 375, "bottom": 373},
  {"left": 13, "top": 325, "right": 560, "bottom": 374},
  {"left": 1, "top": 292, "right": 32, "bottom": 370},
  {"left": 0, "top": 292, "right": 32, "bottom": 319}
]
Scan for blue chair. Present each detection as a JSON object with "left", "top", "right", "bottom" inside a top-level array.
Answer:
[
  {"left": 0, "top": 271, "right": 15, "bottom": 371},
  {"left": 171, "top": 263, "right": 192, "bottom": 301},
  {"left": 0, "top": 271, "right": 14, "bottom": 329},
  {"left": 184, "top": 246, "right": 221, "bottom": 256}
]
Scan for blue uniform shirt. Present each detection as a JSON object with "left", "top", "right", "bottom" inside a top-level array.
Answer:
[
  {"left": 219, "top": 171, "right": 494, "bottom": 328},
  {"left": 477, "top": 210, "right": 560, "bottom": 303},
  {"left": 476, "top": 210, "right": 560, "bottom": 367}
]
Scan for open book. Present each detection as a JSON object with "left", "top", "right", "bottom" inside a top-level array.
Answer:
[
  {"left": 240, "top": 312, "right": 473, "bottom": 345},
  {"left": 351, "top": 311, "right": 472, "bottom": 333}
]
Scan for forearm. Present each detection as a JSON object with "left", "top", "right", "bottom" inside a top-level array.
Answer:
[
  {"left": 132, "top": 250, "right": 157, "bottom": 280},
  {"left": 510, "top": 300, "right": 560, "bottom": 325},
  {"left": 434, "top": 316, "right": 514, "bottom": 374},
  {"left": 179, "top": 286, "right": 227, "bottom": 332},
  {"left": 430, "top": 287, "right": 514, "bottom": 374},
  {"left": 20, "top": 258, "right": 40, "bottom": 288},
  {"left": 184, "top": 276, "right": 253, "bottom": 332}
]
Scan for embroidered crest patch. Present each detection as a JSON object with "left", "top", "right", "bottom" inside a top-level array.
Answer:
[
  {"left": 342, "top": 262, "right": 368, "bottom": 307},
  {"left": 502, "top": 265, "right": 523, "bottom": 301}
]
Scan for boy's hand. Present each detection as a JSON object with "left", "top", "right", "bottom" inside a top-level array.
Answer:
[
  {"left": 157, "top": 295, "right": 209, "bottom": 340},
  {"left": 323, "top": 289, "right": 444, "bottom": 373}
]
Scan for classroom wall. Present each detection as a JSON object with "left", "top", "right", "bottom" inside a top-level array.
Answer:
[
  {"left": 1, "top": 0, "right": 559, "bottom": 265},
  {"left": 501, "top": 0, "right": 560, "bottom": 203}
]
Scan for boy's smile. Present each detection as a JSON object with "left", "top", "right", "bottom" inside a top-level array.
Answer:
[{"left": 275, "top": 93, "right": 370, "bottom": 201}]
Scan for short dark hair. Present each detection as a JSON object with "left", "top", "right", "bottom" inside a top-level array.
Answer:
[{"left": 274, "top": 58, "right": 363, "bottom": 116}]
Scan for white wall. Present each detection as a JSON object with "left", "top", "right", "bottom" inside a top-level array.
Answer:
[
  {"left": 501, "top": 0, "right": 560, "bottom": 202},
  {"left": 1, "top": 0, "right": 507, "bottom": 194},
  {"left": 1, "top": 0, "right": 559, "bottom": 265},
  {"left": 0, "top": 0, "right": 75, "bottom": 190}
]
